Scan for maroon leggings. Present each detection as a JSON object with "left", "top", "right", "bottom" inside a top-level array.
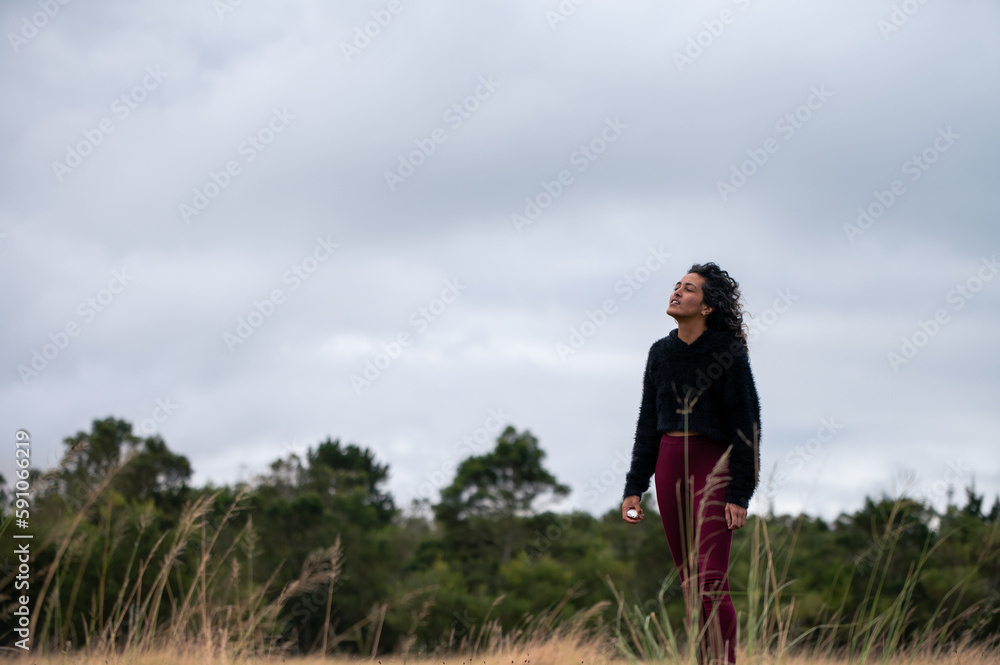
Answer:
[{"left": 654, "top": 432, "right": 737, "bottom": 664}]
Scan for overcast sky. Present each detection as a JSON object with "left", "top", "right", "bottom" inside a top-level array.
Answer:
[{"left": 2, "top": 0, "right": 998, "bottom": 525}]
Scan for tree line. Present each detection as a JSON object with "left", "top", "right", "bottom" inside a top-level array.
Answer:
[{"left": 0, "top": 416, "right": 997, "bottom": 656}]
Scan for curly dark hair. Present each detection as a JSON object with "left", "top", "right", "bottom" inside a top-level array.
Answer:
[{"left": 687, "top": 262, "right": 748, "bottom": 351}]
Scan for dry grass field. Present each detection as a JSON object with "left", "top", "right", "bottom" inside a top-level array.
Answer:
[
  {"left": 5, "top": 456, "right": 997, "bottom": 665},
  {"left": 4, "top": 637, "right": 999, "bottom": 665}
]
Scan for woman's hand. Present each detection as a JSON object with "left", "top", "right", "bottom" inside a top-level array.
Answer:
[
  {"left": 622, "top": 496, "right": 643, "bottom": 524},
  {"left": 725, "top": 502, "right": 747, "bottom": 530}
]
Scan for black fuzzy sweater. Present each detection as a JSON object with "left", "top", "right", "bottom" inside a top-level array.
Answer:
[{"left": 622, "top": 327, "right": 762, "bottom": 509}]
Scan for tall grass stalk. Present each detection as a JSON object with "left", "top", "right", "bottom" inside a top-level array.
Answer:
[
  {"left": 31, "top": 449, "right": 138, "bottom": 643},
  {"left": 610, "top": 485, "right": 998, "bottom": 665},
  {"left": 24, "top": 455, "right": 350, "bottom": 661},
  {"left": 446, "top": 582, "right": 613, "bottom": 663}
]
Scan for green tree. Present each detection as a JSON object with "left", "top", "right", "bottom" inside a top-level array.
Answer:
[
  {"left": 42, "top": 416, "right": 191, "bottom": 521},
  {"left": 243, "top": 437, "right": 410, "bottom": 654},
  {"left": 303, "top": 437, "right": 396, "bottom": 526},
  {"left": 434, "top": 425, "right": 570, "bottom": 581}
]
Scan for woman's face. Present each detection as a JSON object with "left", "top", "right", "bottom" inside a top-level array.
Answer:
[{"left": 667, "top": 272, "right": 712, "bottom": 319}]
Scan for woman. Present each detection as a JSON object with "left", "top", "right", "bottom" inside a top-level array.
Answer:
[{"left": 621, "top": 262, "right": 761, "bottom": 665}]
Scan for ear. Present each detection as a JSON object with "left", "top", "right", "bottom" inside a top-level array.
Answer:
[{"left": 701, "top": 305, "right": 713, "bottom": 317}]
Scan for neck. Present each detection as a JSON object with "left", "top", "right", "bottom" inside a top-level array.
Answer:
[{"left": 674, "top": 317, "right": 708, "bottom": 345}]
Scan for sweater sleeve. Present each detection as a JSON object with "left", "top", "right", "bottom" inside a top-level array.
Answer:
[
  {"left": 623, "top": 342, "right": 661, "bottom": 500},
  {"left": 722, "top": 343, "right": 761, "bottom": 509}
]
